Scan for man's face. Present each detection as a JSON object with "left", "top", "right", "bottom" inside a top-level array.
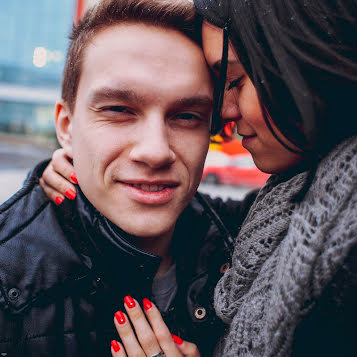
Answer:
[{"left": 58, "top": 23, "right": 213, "bottom": 241}]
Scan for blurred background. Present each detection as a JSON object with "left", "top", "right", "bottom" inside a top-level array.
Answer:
[{"left": 0, "top": 0, "right": 266, "bottom": 205}]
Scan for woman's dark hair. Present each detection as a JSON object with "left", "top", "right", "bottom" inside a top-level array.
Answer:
[{"left": 194, "top": 0, "right": 357, "bottom": 159}]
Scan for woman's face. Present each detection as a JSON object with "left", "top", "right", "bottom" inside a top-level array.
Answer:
[{"left": 202, "top": 22, "right": 302, "bottom": 174}]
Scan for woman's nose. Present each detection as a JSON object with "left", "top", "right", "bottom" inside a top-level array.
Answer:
[{"left": 221, "top": 90, "right": 241, "bottom": 122}]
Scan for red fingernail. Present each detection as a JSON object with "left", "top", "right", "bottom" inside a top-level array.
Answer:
[
  {"left": 115, "top": 311, "right": 126, "bottom": 325},
  {"left": 70, "top": 172, "right": 78, "bottom": 184},
  {"left": 65, "top": 188, "right": 77, "bottom": 200},
  {"left": 124, "top": 295, "right": 136, "bottom": 309},
  {"left": 55, "top": 196, "right": 64, "bottom": 205},
  {"left": 143, "top": 298, "right": 152, "bottom": 311},
  {"left": 172, "top": 334, "right": 183, "bottom": 345},
  {"left": 111, "top": 340, "right": 120, "bottom": 352}
]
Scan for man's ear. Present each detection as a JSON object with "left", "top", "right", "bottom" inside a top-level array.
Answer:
[{"left": 54, "top": 100, "right": 73, "bottom": 158}]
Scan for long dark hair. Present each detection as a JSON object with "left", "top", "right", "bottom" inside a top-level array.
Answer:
[{"left": 194, "top": 0, "right": 357, "bottom": 159}]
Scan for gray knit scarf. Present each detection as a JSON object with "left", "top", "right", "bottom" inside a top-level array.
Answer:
[{"left": 214, "top": 136, "right": 357, "bottom": 357}]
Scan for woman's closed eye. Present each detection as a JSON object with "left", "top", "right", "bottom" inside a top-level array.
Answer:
[{"left": 227, "top": 76, "right": 244, "bottom": 91}]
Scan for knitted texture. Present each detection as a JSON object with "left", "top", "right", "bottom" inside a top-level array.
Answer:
[{"left": 214, "top": 136, "right": 357, "bottom": 357}]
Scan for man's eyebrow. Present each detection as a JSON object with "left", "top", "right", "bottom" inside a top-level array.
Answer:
[
  {"left": 89, "top": 88, "right": 213, "bottom": 109},
  {"left": 88, "top": 87, "right": 145, "bottom": 104},
  {"left": 213, "top": 59, "right": 240, "bottom": 72},
  {"left": 171, "top": 96, "right": 213, "bottom": 110}
]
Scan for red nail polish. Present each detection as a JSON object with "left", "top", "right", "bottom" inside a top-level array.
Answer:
[
  {"left": 55, "top": 196, "right": 64, "bottom": 205},
  {"left": 172, "top": 334, "right": 183, "bottom": 345},
  {"left": 70, "top": 172, "right": 78, "bottom": 184},
  {"left": 115, "top": 311, "right": 126, "bottom": 325},
  {"left": 65, "top": 188, "right": 77, "bottom": 200},
  {"left": 124, "top": 295, "right": 136, "bottom": 309},
  {"left": 111, "top": 340, "right": 120, "bottom": 352},
  {"left": 143, "top": 298, "right": 152, "bottom": 311}
]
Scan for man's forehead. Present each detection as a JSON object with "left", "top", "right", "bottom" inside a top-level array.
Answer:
[
  {"left": 88, "top": 22, "right": 185, "bottom": 50},
  {"left": 85, "top": 23, "right": 204, "bottom": 67},
  {"left": 79, "top": 23, "right": 213, "bottom": 104},
  {"left": 87, "top": 85, "right": 213, "bottom": 109}
]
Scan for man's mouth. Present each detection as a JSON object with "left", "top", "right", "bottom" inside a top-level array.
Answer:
[
  {"left": 119, "top": 181, "right": 179, "bottom": 205},
  {"left": 128, "top": 184, "right": 169, "bottom": 192}
]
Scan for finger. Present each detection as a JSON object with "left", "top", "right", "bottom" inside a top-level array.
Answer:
[
  {"left": 41, "top": 163, "right": 77, "bottom": 200},
  {"left": 111, "top": 340, "right": 126, "bottom": 357},
  {"left": 142, "top": 298, "right": 182, "bottom": 356},
  {"left": 39, "top": 177, "right": 64, "bottom": 205},
  {"left": 51, "top": 148, "right": 77, "bottom": 184},
  {"left": 123, "top": 296, "right": 162, "bottom": 356},
  {"left": 113, "top": 310, "right": 145, "bottom": 357},
  {"left": 173, "top": 337, "right": 201, "bottom": 357}
]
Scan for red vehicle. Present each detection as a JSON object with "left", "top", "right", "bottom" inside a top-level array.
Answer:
[{"left": 201, "top": 151, "right": 270, "bottom": 188}]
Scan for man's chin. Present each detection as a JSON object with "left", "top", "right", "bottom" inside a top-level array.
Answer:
[
  {"left": 129, "top": 226, "right": 172, "bottom": 239},
  {"left": 95, "top": 196, "right": 190, "bottom": 241},
  {"left": 108, "top": 215, "right": 177, "bottom": 240}
]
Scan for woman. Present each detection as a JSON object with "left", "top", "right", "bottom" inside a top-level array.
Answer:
[
  {"left": 41, "top": 0, "right": 357, "bottom": 356},
  {"left": 194, "top": 0, "right": 357, "bottom": 356}
]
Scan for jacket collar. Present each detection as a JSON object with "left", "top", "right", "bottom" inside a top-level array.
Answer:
[
  {"left": 69, "top": 188, "right": 234, "bottom": 287},
  {"left": 58, "top": 188, "right": 163, "bottom": 298},
  {"left": 0, "top": 159, "right": 233, "bottom": 314}
]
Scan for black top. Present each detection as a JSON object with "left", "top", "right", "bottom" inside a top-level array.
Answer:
[{"left": 0, "top": 160, "right": 257, "bottom": 356}]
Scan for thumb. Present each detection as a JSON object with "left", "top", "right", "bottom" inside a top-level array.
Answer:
[{"left": 171, "top": 335, "right": 201, "bottom": 357}]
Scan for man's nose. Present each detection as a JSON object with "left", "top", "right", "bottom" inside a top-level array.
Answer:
[{"left": 129, "top": 116, "right": 176, "bottom": 169}]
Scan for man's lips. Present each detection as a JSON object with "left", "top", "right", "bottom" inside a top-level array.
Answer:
[
  {"left": 117, "top": 180, "right": 179, "bottom": 192},
  {"left": 115, "top": 180, "right": 179, "bottom": 205}
]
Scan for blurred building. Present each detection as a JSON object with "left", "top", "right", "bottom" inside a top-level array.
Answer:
[
  {"left": 75, "top": 0, "right": 100, "bottom": 21},
  {"left": 0, "top": 0, "right": 74, "bottom": 138}
]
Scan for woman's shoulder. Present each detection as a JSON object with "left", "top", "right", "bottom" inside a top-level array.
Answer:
[
  {"left": 199, "top": 189, "right": 259, "bottom": 237},
  {"left": 291, "top": 243, "right": 357, "bottom": 357}
]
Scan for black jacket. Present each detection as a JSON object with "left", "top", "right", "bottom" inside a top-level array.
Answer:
[{"left": 0, "top": 161, "right": 256, "bottom": 356}]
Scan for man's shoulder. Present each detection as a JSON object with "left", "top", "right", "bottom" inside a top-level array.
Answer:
[
  {"left": 0, "top": 160, "right": 54, "bottom": 243},
  {"left": 0, "top": 166, "right": 86, "bottom": 315},
  {"left": 0, "top": 185, "right": 50, "bottom": 239},
  {"left": 190, "top": 190, "right": 258, "bottom": 237}
]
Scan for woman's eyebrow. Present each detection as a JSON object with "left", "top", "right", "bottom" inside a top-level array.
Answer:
[{"left": 213, "top": 59, "right": 241, "bottom": 72}]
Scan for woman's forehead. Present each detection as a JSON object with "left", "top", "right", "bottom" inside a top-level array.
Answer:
[{"left": 202, "top": 21, "right": 241, "bottom": 69}]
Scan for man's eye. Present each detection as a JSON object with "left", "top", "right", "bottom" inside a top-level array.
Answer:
[
  {"left": 227, "top": 76, "right": 244, "bottom": 91},
  {"left": 171, "top": 113, "right": 207, "bottom": 128},
  {"left": 174, "top": 113, "right": 201, "bottom": 121},
  {"left": 103, "top": 106, "right": 132, "bottom": 114}
]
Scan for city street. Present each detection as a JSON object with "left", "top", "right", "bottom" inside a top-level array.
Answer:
[
  {"left": 198, "top": 182, "right": 251, "bottom": 201},
  {"left": 0, "top": 139, "right": 252, "bottom": 205},
  {"left": 0, "top": 138, "right": 54, "bottom": 204}
]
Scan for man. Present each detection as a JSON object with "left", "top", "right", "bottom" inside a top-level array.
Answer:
[{"left": 0, "top": 0, "right": 253, "bottom": 355}]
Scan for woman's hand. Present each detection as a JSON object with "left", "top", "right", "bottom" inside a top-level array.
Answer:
[
  {"left": 39, "top": 148, "right": 77, "bottom": 205},
  {"left": 111, "top": 296, "right": 200, "bottom": 357}
]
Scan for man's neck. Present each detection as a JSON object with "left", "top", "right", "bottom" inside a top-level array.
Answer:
[
  {"left": 130, "top": 229, "right": 174, "bottom": 277},
  {"left": 75, "top": 189, "right": 175, "bottom": 277}
]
